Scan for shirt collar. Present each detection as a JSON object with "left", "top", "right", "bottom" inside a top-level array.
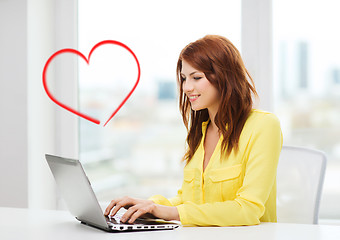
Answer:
[{"left": 201, "top": 120, "right": 210, "bottom": 135}]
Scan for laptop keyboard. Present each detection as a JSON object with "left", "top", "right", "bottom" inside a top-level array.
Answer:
[
  {"left": 107, "top": 212, "right": 125, "bottom": 224},
  {"left": 105, "top": 213, "right": 179, "bottom": 231},
  {"left": 106, "top": 213, "right": 164, "bottom": 226},
  {"left": 107, "top": 213, "right": 145, "bottom": 225}
]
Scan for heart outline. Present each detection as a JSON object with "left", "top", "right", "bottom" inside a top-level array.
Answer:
[{"left": 42, "top": 40, "right": 141, "bottom": 126}]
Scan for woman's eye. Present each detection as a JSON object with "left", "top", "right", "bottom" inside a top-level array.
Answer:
[
  {"left": 181, "top": 77, "right": 186, "bottom": 81},
  {"left": 194, "top": 77, "right": 202, "bottom": 80}
]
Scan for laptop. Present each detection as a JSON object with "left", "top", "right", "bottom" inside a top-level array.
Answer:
[{"left": 45, "top": 154, "right": 180, "bottom": 232}]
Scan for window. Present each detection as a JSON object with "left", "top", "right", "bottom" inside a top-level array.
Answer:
[
  {"left": 78, "top": 0, "right": 241, "bottom": 202},
  {"left": 273, "top": 0, "right": 340, "bottom": 221}
]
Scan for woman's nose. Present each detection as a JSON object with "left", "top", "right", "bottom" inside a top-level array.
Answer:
[{"left": 183, "top": 79, "right": 193, "bottom": 93}]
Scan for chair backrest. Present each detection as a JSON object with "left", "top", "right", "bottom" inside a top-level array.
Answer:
[{"left": 276, "top": 146, "right": 327, "bottom": 224}]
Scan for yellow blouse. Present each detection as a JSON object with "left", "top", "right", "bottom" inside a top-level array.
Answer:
[{"left": 149, "top": 109, "right": 283, "bottom": 226}]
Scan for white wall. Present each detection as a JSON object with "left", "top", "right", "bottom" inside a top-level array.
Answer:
[
  {"left": 27, "top": 0, "right": 79, "bottom": 210},
  {"left": 0, "top": 0, "right": 29, "bottom": 208},
  {"left": 0, "top": 0, "right": 78, "bottom": 209},
  {"left": 242, "top": 0, "right": 273, "bottom": 111}
]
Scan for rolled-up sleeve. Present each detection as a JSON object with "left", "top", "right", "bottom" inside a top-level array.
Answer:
[{"left": 149, "top": 189, "right": 183, "bottom": 206}]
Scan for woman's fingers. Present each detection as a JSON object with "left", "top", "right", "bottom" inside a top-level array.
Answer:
[
  {"left": 120, "top": 205, "right": 139, "bottom": 223},
  {"left": 121, "top": 205, "right": 150, "bottom": 223},
  {"left": 105, "top": 197, "right": 179, "bottom": 222},
  {"left": 104, "top": 199, "right": 116, "bottom": 216},
  {"left": 127, "top": 207, "right": 150, "bottom": 223},
  {"left": 121, "top": 202, "right": 156, "bottom": 223},
  {"left": 104, "top": 197, "right": 160, "bottom": 223},
  {"left": 104, "top": 196, "right": 136, "bottom": 216}
]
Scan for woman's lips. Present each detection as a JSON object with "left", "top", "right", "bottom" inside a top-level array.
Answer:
[{"left": 188, "top": 94, "right": 200, "bottom": 102}]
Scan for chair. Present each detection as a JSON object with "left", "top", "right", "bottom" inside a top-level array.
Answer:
[{"left": 276, "top": 146, "right": 327, "bottom": 224}]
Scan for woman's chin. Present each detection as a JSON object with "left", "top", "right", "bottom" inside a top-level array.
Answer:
[{"left": 190, "top": 105, "right": 204, "bottom": 111}]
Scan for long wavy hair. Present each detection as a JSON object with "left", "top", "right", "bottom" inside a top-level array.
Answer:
[{"left": 177, "top": 35, "right": 258, "bottom": 162}]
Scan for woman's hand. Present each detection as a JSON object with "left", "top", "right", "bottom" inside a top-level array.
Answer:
[{"left": 104, "top": 196, "right": 180, "bottom": 224}]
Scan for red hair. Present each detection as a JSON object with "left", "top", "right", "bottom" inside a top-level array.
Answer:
[{"left": 177, "top": 35, "right": 257, "bottom": 162}]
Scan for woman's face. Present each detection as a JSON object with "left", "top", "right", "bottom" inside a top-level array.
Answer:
[{"left": 181, "top": 60, "right": 220, "bottom": 113}]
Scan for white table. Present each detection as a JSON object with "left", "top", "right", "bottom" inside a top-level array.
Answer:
[{"left": 1, "top": 207, "right": 340, "bottom": 240}]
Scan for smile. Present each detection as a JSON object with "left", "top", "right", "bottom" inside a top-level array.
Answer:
[{"left": 188, "top": 95, "right": 200, "bottom": 102}]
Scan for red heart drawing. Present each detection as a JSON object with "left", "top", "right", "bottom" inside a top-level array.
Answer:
[{"left": 42, "top": 40, "right": 141, "bottom": 126}]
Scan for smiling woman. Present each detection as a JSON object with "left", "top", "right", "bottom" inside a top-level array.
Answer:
[
  {"left": 177, "top": 35, "right": 257, "bottom": 161},
  {"left": 105, "top": 35, "right": 283, "bottom": 226}
]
